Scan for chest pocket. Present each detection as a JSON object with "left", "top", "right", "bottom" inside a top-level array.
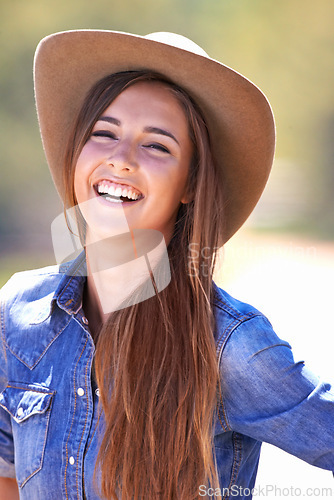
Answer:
[{"left": 0, "top": 382, "right": 55, "bottom": 488}]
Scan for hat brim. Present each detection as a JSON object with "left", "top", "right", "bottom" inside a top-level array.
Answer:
[{"left": 34, "top": 30, "right": 275, "bottom": 244}]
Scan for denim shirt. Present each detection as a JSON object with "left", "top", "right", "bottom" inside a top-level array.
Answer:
[{"left": 0, "top": 253, "right": 333, "bottom": 499}]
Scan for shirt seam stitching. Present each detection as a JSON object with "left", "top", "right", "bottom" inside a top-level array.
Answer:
[
  {"left": 19, "top": 405, "right": 52, "bottom": 488},
  {"left": 64, "top": 336, "right": 88, "bottom": 499},
  {"left": 216, "top": 315, "right": 265, "bottom": 430},
  {"left": 223, "top": 432, "right": 243, "bottom": 499},
  {"left": 76, "top": 348, "right": 94, "bottom": 499},
  {"left": 1, "top": 310, "right": 71, "bottom": 370},
  {"left": 6, "top": 384, "right": 54, "bottom": 394}
]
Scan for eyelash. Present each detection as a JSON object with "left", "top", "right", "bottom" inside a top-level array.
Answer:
[
  {"left": 91, "top": 131, "right": 117, "bottom": 139},
  {"left": 144, "top": 143, "right": 170, "bottom": 154},
  {"left": 91, "top": 132, "right": 170, "bottom": 154}
]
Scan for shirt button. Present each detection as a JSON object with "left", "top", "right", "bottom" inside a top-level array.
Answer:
[
  {"left": 17, "top": 407, "right": 24, "bottom": 417},
  {"left": 82, "top": 316, "right": 89, "bottom": 325},
  {"left": 77, "top": 387, "right": 85, "bottom": 397},
  {"left": 95, "top": 388, "right": 100, "bottom": 397},
  {"left": 69, "top": 456, "right": 75, "bottom": 465}
]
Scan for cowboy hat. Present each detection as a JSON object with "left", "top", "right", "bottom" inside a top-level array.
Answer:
[{"left": 34, "top": 29, "right": 275, "bottom": 244}]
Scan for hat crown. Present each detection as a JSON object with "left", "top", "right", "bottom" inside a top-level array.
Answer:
[{"left": 145, "top": 32, "right": 209, "bottom": 58}]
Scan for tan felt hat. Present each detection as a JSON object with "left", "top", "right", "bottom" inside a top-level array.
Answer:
[{"left": 34, "top": 30, "right": 276, "bottom": 244}]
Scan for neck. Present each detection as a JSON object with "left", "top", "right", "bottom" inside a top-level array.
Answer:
[{"left": 82, "top": 229, "right": 171, "bottom": 336}]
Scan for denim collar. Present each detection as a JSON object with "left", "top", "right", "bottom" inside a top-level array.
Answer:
[
  {"left": 5, "top": 252, "right": 221, "bottom": 369},
  {"left": 33, "top": 251, "right": 223, "bottom": 325},
  {"left": 53, "top": 253, "right": 224, "bottom": 316},
  {"left": 3, "top": 252, "right": 88, "bottom": 369},
  {"left": 55, "top": 251, "right": 87, "bottom": 316},
  {"left": 26, "top": 252, "right": 87, "bottom": 326}
]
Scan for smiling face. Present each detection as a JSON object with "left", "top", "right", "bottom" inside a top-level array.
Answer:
[{"left": 74, "top": 80, "right": 193, "bottom": 244}]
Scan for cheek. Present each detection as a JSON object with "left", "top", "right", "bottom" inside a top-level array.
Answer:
[
  {"left": 166, "top": 162, "right": 190, "bottom": 200},
  {"left": 153, "top": 157, "right": 189, "bottom": 189},
  {"left": 73, "top": 160, "right": 87, "bottom": 203},
  {"left": 151, "top": 173, "right": 189, "bottom": 214},
  {"left": 75, "top": 147, "right": 89, "bottom": 175},
  {"left": 75, "top": 140, "right": 99, "bottom": 171},
  {"left": 73, "top": 146, "right": 92, "bottom": 196}
]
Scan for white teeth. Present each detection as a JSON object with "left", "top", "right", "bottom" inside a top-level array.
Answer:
[
  {"left": 108, "top": 185, "right": 116, "bottom": 197},
  {"left": 105, "top": 196, "right": 122, "bottom": 203},
  {"left": 97, "top": 181, "right": 141, "bottom": 201}
]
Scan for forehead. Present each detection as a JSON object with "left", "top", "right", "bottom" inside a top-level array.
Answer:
[{"left": 100, "top": 80, "right": 188, "bottom": 122}]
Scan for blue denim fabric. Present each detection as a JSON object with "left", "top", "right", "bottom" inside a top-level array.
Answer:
[{"left": 0, "top": 253, "right": 333, "bottom": 499}]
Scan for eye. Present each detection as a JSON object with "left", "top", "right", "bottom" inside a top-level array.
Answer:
[
  {"left": 91, "top": 130, "right": 118, "bottom": 140},
  {"left": 144, "top": 143, "right": 170, "bottom": 154}
]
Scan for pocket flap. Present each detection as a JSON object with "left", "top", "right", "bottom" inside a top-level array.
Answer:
[{"left": 0, "top": 383, "right": 55, "bottom": 423}]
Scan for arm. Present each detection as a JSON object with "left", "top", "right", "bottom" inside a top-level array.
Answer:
[
  {"left": 219, "top": 315, "right": 334, "bottom": 470},
  {"left": 0, "top": 477, "right": 19, "bottom": 499}
]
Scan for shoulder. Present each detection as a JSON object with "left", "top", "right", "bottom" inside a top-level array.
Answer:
[
  {"left": 0, "top": 265, "right": 66, "bottom": 336},
  {"left": 212, "top": 282, "right": 292, "bottom": 367},
  {"left": 0, "top": 256, "right": 86, "bottom": 368},
  {"left": 212, "top": 282, "right": 264, "bottom": 320},
  {"left": 0, "top": 253, "right": 85, "bottom": 307},
  {"left": 0, "top": 264, "right": 64, "bottom": 311},
  {"left": 0, "top": 253, "right": 86, "bottom": 328},
  {"left": 212, "top": 282, "right": 275, "bottom": 346},
  {"left": 212, "top": 284, "right": 295, "bottom": 405}
]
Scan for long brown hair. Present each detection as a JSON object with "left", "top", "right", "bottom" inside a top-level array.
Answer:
[{"left": 64, "top": 71, "right": 226, "bottom": 499}]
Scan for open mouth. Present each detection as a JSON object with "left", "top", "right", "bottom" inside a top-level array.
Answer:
[{"left": 95, "top": 181, "right": 144, "bottom": 204}]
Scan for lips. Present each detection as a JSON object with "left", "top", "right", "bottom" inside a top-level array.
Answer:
[{"left": 94, "top": 179, "right": 144, "bottom": 203}]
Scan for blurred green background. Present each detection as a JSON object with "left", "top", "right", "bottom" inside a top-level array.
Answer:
[{"left": 1, "top": 0, "right": 334, "bottom": 286}]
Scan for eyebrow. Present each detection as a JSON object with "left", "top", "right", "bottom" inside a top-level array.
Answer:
[
  {"left": 96, "top": 117, "right": 179, "bottom": 146},
  {"left": 143, "top": 126, "right": 179, "bottom": 146},
  {"left": 97, "top": 116, "right": 121, "bottom": 126}
]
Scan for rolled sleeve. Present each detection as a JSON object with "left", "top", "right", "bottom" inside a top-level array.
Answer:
[{"left": 219, "top": 315, "right": 334, "bottom": 471}]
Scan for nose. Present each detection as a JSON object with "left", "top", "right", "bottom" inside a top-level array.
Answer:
[{"left": 105, "top": 140, "right": 138, "bottom": 173}]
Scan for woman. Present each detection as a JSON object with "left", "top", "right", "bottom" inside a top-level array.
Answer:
[{"left": 0, "top": 30, "right": 333, "bottom": 500}]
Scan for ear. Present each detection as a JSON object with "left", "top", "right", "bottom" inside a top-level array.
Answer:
[
  {"left": 181, "top": 197, "right": 191, "bottom": 204},
  {"left": 180, "top": 185, "right": 194, "bottom": 204}
]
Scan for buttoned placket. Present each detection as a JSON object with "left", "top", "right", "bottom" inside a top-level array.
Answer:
[
  {"left": 61, "top": 307, "right": 96, "bottom": 499},
  {"left": 54, "top": 256, "right": 102, "bottom": 499}
]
